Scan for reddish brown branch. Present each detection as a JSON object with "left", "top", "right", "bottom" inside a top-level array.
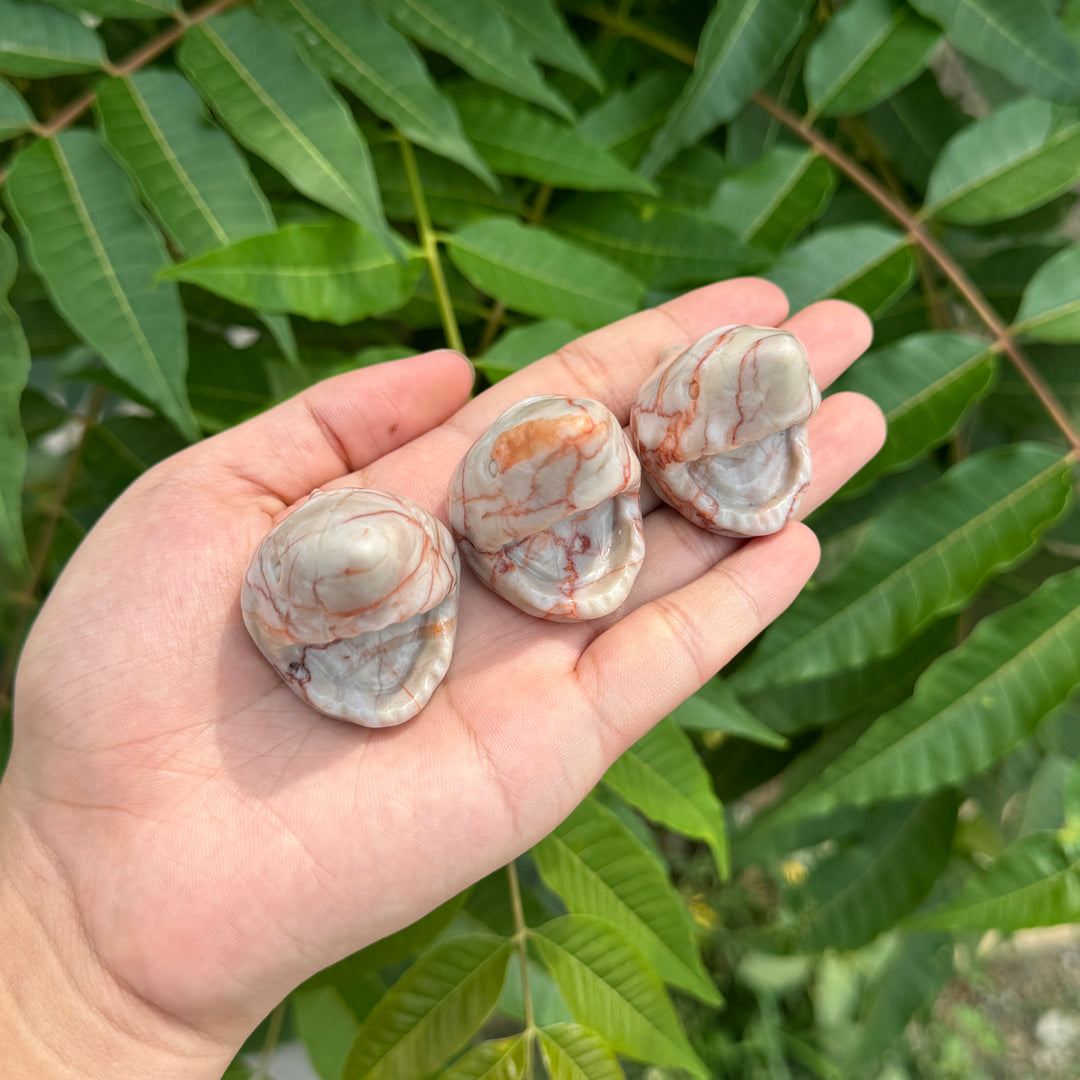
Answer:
[
  {"left": 751, "top": 93, "right": 1080, "bottom": 454},
  {"left": 0, "top": 0, "right": 240, "bottom": 186},
  {"left": 582, "top": 5, "right": 1080, "bottom": 455}
]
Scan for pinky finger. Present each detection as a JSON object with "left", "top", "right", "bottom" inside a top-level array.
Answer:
[{"left": 575, "top": 523, "right": 820, "bottom": 756}]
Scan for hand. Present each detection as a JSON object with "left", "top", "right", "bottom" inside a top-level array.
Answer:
[{"left": 0, "top": 280, "right": 884, "bottom": 1077}]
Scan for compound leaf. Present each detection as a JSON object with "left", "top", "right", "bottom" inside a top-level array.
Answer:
[
  {"left": 444, "top": 217, "right": 644, "bottom": 330},
  {"left": 709, "top": 146, "right": 836, "bottom": 253},
  {"left": 257, "top": 0, "right": 493, "bottom": 184},
  {"left": 924, "top": 99, "right": 1080, "bottom": 224},
  {"left": 5, "top": 132, "right": 197, "bottom": 440},
  {"left": 368, "top": 0, "right": 571, "bottom": 119},
  {"left": 164, "top": 221, "right": 421, "bottom": 324},
  {"left": 532, "top": 794, "right": 720, "bottom": 1004},
  {"left": 641, "top": 0, "right": 813, "bottom": 175},
  {"left": 1014, "top": 243, "right": 1080, "bottom": 342},
  {"left": 534, "top": 915, "right": 708, "bottom": 1079},
  {"left": 343, "top": 934, "right": 512, "bottom": 1080},
  {"left": 834, "top": 331, "right": 995, "bottom": 495},
  {"left": 603, "top": 718, "right": 729, "bottom": 878},
  {"left": 0, "top": 0, "right": 104, "bottom": 77},
  {"left": 733, "top": 443, "right": 1072, "bottom": 693},
  {"left": 766, "top": 223, "right": 914, "bottom": 314},
  {"left": 797, "top": 564, "right": 1080, "bottom": 810},
  {"left": 806, "top": 0, "right": 941, "bottom": 118},
  {"left": 909, "top": 0, "right": 1080, "bottom": 101},
  {"left": 178, "top": 8, "right": 394, "bottom": 252},
  {"left": 0, "top": 223, "right": 29, "bottom": 572}
]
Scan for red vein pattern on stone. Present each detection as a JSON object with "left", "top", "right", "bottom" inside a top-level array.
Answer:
[
  {"left": 631, "top": 325, "right": 821, "bottom": 537},
  {"left": 448, "top": 395, "right": 645, "bottom": 621},
  {"left": 241, "top": 488, "right": 459, "bottom": 726}
]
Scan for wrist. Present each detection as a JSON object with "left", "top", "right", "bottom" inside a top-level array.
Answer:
[{"left": 0, "top": 787, "right": 239, "bottom": 1080}]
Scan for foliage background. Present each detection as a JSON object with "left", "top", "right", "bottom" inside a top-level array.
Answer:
[{"left": 3, "top": 0, "right": 1080, "bottom": 1076}]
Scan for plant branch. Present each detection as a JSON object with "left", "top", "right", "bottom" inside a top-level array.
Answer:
[
  {"left": 581, "top": 5, "right": 1080, "bottom": 455},
  {"left": 399, "top": 138, "right": 464, "bottom": 355},
  {"left": 476, "top": 184, "right": 553, "bottom": 356},
  {"left": 751, "top": 92, "right": 1080, "bottom": 453},
  {"left": 0, "top": 0, "right": 240, "bottom": 188},
  {"left": 507, "top": 859, "right": 535, "bottom": 1077},
  {"left": 0, "top": 386, "right": 107, "bottom": 717}
]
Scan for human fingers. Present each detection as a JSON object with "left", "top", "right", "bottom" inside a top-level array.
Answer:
[
  {"left": 606, "top": 391, "right": 886, "bottom": 619},
  {"left": 334, "top": 281, "right": 788, "bottom": 510},
  {"left": 574, "top": 523, "right": 821, "bottom": 755},
  {"left": 192, "top": 349, "right": 475, "bottom": 506},
  {"left": 448, "top": 277, "right": 790, "bottom": 434}
]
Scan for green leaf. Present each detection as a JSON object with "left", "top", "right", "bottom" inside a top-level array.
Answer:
[
  {"left": 0, "top": 0, "right": 104, "bottom": 77},
  {"left": 909, "top": 828, "right": 1080, "bottom": 931},
  {"left": 534, "top": 915, "right": 708, "bottom": 1079},
  {"left": 640, "top": 0, "right": 813, "bottom": 176},
  {"left": 909, "top": 0, "right": 1080, "bottom": 101},
  {"left": 343, "top": 934, "right": 512, "bottom": 1080},
  {"left": 293, "top": 984, "right": 371, "bottom": 1080},
  {"left": 834, "top": 331, "right": 995, "bottom": 495},
  {"left": 603, "top": 718, "right": 730, "bottom": 877},
  {"left": 488, "top": 0, "right": 603, "bottom": 91},
  {"left": 0, "top": 77, "right": 33, "bottom": 142},
  {"left": 671, "top": 679, "right": 788, "bottom": 749},
  {"left": 805, "top": 0, "right": 941, "bottom": 118},
  {"left": 848, "top": 932, "right": 953, "bottom": 1067},
  {"left": 865, "top": 69, "right": 966, "bottom": 189},
  {"left": 450, "top": 86, "right": 653, "bottom": 195},
  {"left": 96, "top": 71, "right": 276, "bottom": 259},
  {"left": 53, "top": 0, "right": 178, "bottom": 16},
  {"left": 742, "top": 619, "right": 957, "bottom": 738},
  {"left": 444, "top": 217, "right": 645, "bottom": 330},
  {"left": 531, "top": 794, "right": 720, "bottom": 1004},
  {"left": 178, "top": 9, "right": 394, "bottom": 253},
  {"left": 1013, "top": 243, "right": 1080, "bottom": 343},
  {"left": 476, "top": 319, "right": 578, "bottom": 383},
  {"left": 576, "top": 70, "right": 683, "bottom": 164},
  {"left": 708, "top": 146, "right": 836, "bottom": 253},
  {"left": 4, "top": 133, "right": 198, "bottom": 441},
  {"left": 434, "top": 1035, "right": 528, "bottom": 1080},
  {"left": 1017, "top": 753, "right": 1075, "bottom": 836},
  {"left": 658, "top": 146, "right": 728, "bottom": 210},
  {"left": 796, "top": 564, "right": 1080, "bottom": 811},
  {"left": 777, "top": 792, "right": 959, "bottom": 951},
  {"left": 732, "top": 443, "right": 1073, "bottom": 694},
  {"left": 538, "top": 1023, "right": 625, "bottom": 1080},
  {"left": 367, "top": 0, "right": 571, "bottom": 119},
  {"left": 549, "top": 194, "right": 764, "bottom": 289},
  {"left": 372, "top": 143, "right": 521, "bottom": 228},
  {"left": 767, "top": 224, "right": 914, "bottom": 315},
  {"left": 164, "top": 221, "right": 421, "bottom": 324},
  {"left": 0, "top": 224, "right": 29, "bottom": 573},
  {"left": 923, "top": 99, "right": 1080, "bottom": 224},
  {"left": 256, "top": 0, "right": 493, "bottom": 185}
]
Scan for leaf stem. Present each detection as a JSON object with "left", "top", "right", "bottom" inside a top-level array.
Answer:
[
  {"left": 476, "top": 184, "right": 553, "bottom": 356},
  {"left": 0, "top": 385, "right": 107, "bottom": 717},
  {"left": 579, "top": 5, "right": 1080, "bottom": 456},
  {"left": 0, "top": 0, "right": 240, "bottom": 186},
  {"left": 507, "top": 859, "right": 536, "bottom": 1076},
  {"left": 398, "top": 137, "right": 464, "bottom": 355},
  {"left": 250, "top": 999, "right": 287, "bottom": 1080}
]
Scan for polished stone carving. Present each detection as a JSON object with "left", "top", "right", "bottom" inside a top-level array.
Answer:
[
  {"left": 449, "top": 395, "right": 645, "bottom": 620},
  {"left": 241, "top": 488, "right": 458, "bottom": 725},
  {"left": 631, "top": 325, "right": 821, "bottom": 536}
]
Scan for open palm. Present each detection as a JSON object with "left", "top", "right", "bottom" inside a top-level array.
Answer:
[{"left": 5, "top": 280, "right": 883, "bottom": 1052}]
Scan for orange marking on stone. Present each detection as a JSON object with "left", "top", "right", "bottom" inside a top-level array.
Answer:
[{"left": 492, "top": 413, "right": 598, "bottom": 472}]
